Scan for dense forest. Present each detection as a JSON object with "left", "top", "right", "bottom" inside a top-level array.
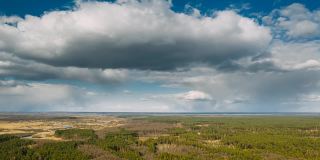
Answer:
[{"left": 1, "top": 116, "right": 320, "bottom": 159}]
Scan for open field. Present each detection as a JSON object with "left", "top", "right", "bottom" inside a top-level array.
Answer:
[
  {"left": 0, "top": 114, "right": 125, "bottom": 140},
  {"left": 0, "top": 113, "right": 320, "bottom": 159}
]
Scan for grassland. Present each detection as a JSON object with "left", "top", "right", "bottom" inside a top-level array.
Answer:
[{"left": 0, "top": 114, "right": 320, "bottom": 159}]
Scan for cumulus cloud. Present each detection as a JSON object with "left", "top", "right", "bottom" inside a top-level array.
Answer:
[
  {"left": 176, "top": 90, "right": 212, "bottom": 101},
  {"left": 268, "top": 40, "right": 320, "bottom": 71},
  {"left": 0, "top": 16, "right": 23, "bottom": 24},
  {"left": 0, "top": 0, "right": 271, "bottom": 70},
  {"left": 264, "top": 3, "right": 320, "bottom": 38}
]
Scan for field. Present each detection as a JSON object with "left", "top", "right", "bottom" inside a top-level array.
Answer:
[{"left": 0, "top": 113, "right": 320, "bottom": 160}]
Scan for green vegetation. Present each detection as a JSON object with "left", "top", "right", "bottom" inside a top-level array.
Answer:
[
  {"left": 35, "top": 141, "right": 89, "bottom": 160},
  {"left": 0, "top": 135, "right": 35, "bottom": 160},
  {"left": 0, "top": 134, "right": 89, "bottom": 160},
  {"left": 55, "top": 128, "right": 97, "bottom": 141},
  {"left": 97, "top": 129, "right": 142, "bottom": 159},
  {"left": 1, "top": 116, "right": 320, "bottom": 159},
  {"left": 136, "top": 116, "right": 320, "bottom": 159}
]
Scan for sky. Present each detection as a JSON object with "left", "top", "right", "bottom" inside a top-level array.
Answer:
[{"left": 0, "top": 0, "right": 319, "bottom": 112}]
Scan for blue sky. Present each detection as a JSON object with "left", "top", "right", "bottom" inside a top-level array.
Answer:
[
  {"left": 0, "top": 0, "right": 319, "bottom": 112},
  {"left": 1, "top": 0, "right": 320, "bottom": 16}
]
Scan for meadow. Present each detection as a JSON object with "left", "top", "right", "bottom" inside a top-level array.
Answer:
[{"left": 0, "top": 114, "right": 320, "bottom": 159}]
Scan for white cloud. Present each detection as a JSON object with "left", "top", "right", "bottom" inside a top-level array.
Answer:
[
  {"left": 266, "top": 3, "right": 320, "bottom": 38},
  {"left": 123, "top": 90, "right": 132, "bottom": 94},
  {"left": 177, "top": 90, "right": 212, "bottom": 101},
  {"left": 224, "top": 97, "right": 249, "bottom": 105},
  {"left": 0, "top": 0, "right": 271, "bottom": 70},
  {"left": 300, "top": 94, "right": 320, "bottom": 102},
  {"left": 0, "top": 16, "right": 23, "bottom": 24},
  {"left": 135, "top": 65, "right": 320, "bottom": 111},
  {"left": 291, "top": 60, "right": 320, "bottom": 70},
  {"left": 285, "top": 20, "right": 318, "bottom": 37},
  {"left": 269, "top": 40, "right": 320, "bottom": 71}
]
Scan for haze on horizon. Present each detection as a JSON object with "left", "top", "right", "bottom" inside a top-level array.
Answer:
[{"left": 0, "top": 0, "right": 319, "bottom": 112}]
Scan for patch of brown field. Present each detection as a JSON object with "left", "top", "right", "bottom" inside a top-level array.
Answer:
[
  {"left": 0, "top": 115, "right": 125, "bottom": 140},
  {"left": 175, "top": 123, "right": 183, "bottom": 128},
  {"left": 0, "top": 129, "right": 31, "bottom": 135},
  {"left": 139, "top": 136, "right": 150, "bottom": 142},
  {"left": 30, "top": 131, "right": 64, "bottom": 141},
  {"left": 122, "top": 120, "right": 176, "bottom": 135},
  {"left": 95, "top": 127, "right": 122, "bottom": 139},
  {"left": 204, "top": 139, "right": 221, "bottom": 147},
  {"left": 157, "top": 144, "right": 202, "bottom": 155},
  {"left": 0, "top": 114, "right": 78, "bottom": 121},
  {"left": 97, "top": 119, "right": 175, "bottom": 139},
  {"left": 305, "top": 129, "right": 320, "bottom": 133},
  {"left": 262, "top": 153, "right": 298, "bottom": 160},
  {"left": 78, "top": 144, "right": 122, "bottom": 160},
  {"left": 138, "top": 134, "right": 170, "bottom": 142},
  {"left": 143, "top": 153, "right": 155, "bottom": 160},
  {"left": 196, "top": 124, "right": 210, "bottom": 127}
]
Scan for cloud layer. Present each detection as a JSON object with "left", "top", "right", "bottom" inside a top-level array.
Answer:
[
  {"left": 264, "top": 3, "right": 320, "bottom": 39},
  {"left": 0, "top": 0, "right": 319, "bottom": 112},
  {"left": 0, "top": 0, "right": 271, "bottom": 70}
]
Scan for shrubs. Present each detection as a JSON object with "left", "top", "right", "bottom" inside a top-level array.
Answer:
[
  {"left": 0, "top": 135, "right": 35, "bottom": 160},
  {"left": 96, "top": 129, "right": 143, "bottom": 159},
  {"left": 98, "top": 129, "right": 138, "bottom": 151},
  {"left": 0, "top": 134, "right": 18, "bottom": 143},
  {"left": 223, "top": 133, "right": 320, "bottom": 158},
  {"left": 55, "top": 129, "right": 97, "bottom": 141},
  {"left": 156, "top": 153, "right": 194, "bottom": 160},
  {"left": 0, "top": 135, "right": 89, "bottom": 160},
  {"left": 139, "top": 116, "right": 320, "bottom": 159},
  {"left": 142, "top": 138, "right": 157, "bottom": 153},
  {"left": 35, "top": 141, "right": 89, "bottom": 160}
]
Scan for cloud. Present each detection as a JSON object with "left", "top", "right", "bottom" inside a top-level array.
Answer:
[
  {"left": 135, "top": 65, "right": 320, "bottom": 111},
  {"left": 123, "top": 90, "right": 132, "bottom": 94},
  {"left": 0, "top": 80, "right": 174, "bottom": 112},
  {"left": 0, "top": 0, "right": 271, "bottom": 70},
  {"left": 176, "top": 90, "right": 212, "bottom": 101},
  {"left": 264, "top": 3, "right": 320, "bottom": 38},
  {"left": 224, "top": 97, "right": 249, "bottom": 105},
  {"left": 231, "top": 39, "right": 320, "bottom": 72},
  {"left": 0, "top": 52, "right": 128, "bottom": 83},
  {"left": 0, "top": 16, "right": 23, "bottom": 24},
  {"left": 291, "top": 60, "right": 320, "bottom": 70},
  {"left": 300, "top": 94, "right": 320, "bottom": 102},
  {"left": 285, "top": 20, "right": 318, "bottom": 38},
  {"left": 0, "top": 80, "right": 27, "bottom": 87},
  {"left": 0, "top": 80, "right": 87, "bottom": 111},
  {"left": 268, "top": 40, "right": 320, "bottom": 71},
  {"left": 0, "top": 2, "right": 319, "bottom": 112}
]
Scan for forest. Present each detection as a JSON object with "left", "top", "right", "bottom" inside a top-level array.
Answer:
[{"left": 0, "top": 116, "right": 320, "bottom": 160}]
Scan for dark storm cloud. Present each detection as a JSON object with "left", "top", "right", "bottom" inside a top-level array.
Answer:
[{"left": 0, "top": 52, "right": 128, "bottom": 83}]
